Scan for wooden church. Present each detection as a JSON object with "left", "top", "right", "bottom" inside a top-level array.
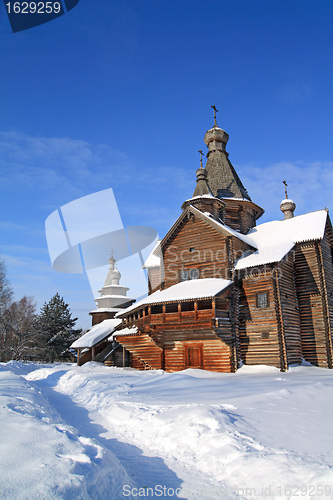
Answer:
[{"left": 72, "top": 109, "right": 333, "bottom": 372}]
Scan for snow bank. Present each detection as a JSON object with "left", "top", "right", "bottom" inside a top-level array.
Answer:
[
  {"left": 1, "top": 361, "right": 333, "bottom": 499},
  {"left": 54, "top": 364, "right": 333, "bottom": 499},
  {"left": 0, "top": 364, "right": 134, "bottom": 499}
]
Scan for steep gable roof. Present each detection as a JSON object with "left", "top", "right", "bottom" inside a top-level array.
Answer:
[
  {"left": 161, "top": 203, "right": 257, "bottom": 251},
  {"left": 235, "top": 210, "right": 328, "bottom": 270}
]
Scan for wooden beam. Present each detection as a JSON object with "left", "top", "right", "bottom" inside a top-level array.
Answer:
[{"left": 272, "top": 269, "right": 288, "bottom": 372}]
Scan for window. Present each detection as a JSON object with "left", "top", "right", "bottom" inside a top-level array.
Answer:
[
  {"left": 256, "top": 292, "right": 269, "bottom": 308},
  {"left": 190, "top": 268, "right": 199, "bottom": 280},
  {"left": 180, "top": 268, "right": 199, "bottom": 281},
  {"left": 261, "top": 331, "right": 270, "bottom": 340},
  {"left": 180, "top": 269, "right": 189, "bottom": 281}
]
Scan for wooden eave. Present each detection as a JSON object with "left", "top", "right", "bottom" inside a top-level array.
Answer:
[
  {"left": 220, "top": 197, "right": 265, "bottom": 220},
  {"left": 325, "top": 213, "right": 333, "bottom": 245}
]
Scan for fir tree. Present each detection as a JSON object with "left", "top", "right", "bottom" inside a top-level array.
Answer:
[{"left": 37, "top": 293, "right": 81, "bottom": 362}]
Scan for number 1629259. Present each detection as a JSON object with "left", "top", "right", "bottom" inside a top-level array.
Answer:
[{"left": 5, "top": 2, "right": 62, "bottom": 14}]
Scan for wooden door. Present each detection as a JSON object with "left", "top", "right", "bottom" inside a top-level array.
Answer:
[{"left": 186, "top": 345, "right": 203, "bottom": 368}]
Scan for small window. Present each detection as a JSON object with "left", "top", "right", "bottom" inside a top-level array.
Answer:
[
  {"left": 261, "top": 331, "right": 270, "bottom": 340},
  {"left": 257, "top": 292, "right": 269, "bottom": 308},
  {"left": 190, "top": 268, "right": 199, "bottom": 280},
  {"left": 180, "top": 269, "right": 189, "bottom": 281},
  {"left": 189, "top": 247, "right": 196, "bottom": 252}
]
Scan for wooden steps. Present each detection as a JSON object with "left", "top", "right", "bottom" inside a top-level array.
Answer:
[{"left": 117, "top": 333, "right": 163, "bottom": 370}]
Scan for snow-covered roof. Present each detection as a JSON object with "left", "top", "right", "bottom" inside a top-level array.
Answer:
[
  {"left": 71, "top": 319, "right": 122, "bottom": 348},
  {"left": 143, "top": 240, "right": 162, "bottom": 269},
  {"left": 110, "top": 326, "right": 138, "bottom": 340},
  {"left": 117, "top": 278, "right": 232, "bottom": 316},
  {"left": 184, "top": 193, "right": 216, "bottom": 202},
  {"left": 89, "top": 308, "right": 122, "bottom": 314},
  {"left": 235, "top": 210, "right": 328, "bottom": 270},
  {"left": 190, "top": 206, "right": 256, "bottom": 247}
]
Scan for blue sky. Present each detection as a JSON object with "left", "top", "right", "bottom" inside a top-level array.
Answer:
[{"left": 1, "top": 0, "right": 333, "bottom": 329}]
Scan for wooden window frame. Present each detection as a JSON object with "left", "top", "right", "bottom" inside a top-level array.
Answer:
[
  {"left": 256, "top": 291, "right": 269, "bottom": 309},
  {"left": 180, "top": 269, "right": 189, "bottom": 281},
  {"left": 189, "top": 268, "right": 199, "bottom": 280}
]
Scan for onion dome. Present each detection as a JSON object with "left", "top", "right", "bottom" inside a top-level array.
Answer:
[
  {"left": 204, "top": 125, "right": 229, "bottom": 153},
  {"left": 280, "top": 198, "right": 296, "bottom": 219},
  {"left": 280, "top": 180, "right": 296, "bottom": 219}
]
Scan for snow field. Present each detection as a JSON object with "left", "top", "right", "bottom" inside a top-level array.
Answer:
[
  {"left": 0, "top": 361, "right": 333, "bottom": 499},
  {"left": 51, "top": 363, "right": 333, "bottom": 499}
]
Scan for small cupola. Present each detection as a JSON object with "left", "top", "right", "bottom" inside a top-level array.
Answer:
[
  {"left": 280, "top": 180, "right": 296, "bottom": 220},
  {"left": 204, "top": 105, "right": 229, "bottom": 154},
  {"left": 192, "top": 150, "right": 212, "bottom": 197},
  {"left": 182, "top": 150, "right": 225, "bottom": 220}
]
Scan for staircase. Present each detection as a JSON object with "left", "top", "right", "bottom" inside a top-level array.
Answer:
[{"left": 116, "top": 333, "right": 163, "bottom": 370}]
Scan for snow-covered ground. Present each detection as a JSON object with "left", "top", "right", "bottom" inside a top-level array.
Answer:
[{"left": 0, "top": 362, "right": 333, "bottom": 499}]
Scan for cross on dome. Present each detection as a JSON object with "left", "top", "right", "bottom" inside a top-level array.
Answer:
[{"left": 211, "top": 105, "right": 218, "bottom": 126}]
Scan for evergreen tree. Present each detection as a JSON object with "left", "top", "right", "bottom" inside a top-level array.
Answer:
[{"left": 36, "top": 293, "right": 81, "bottom": 362}]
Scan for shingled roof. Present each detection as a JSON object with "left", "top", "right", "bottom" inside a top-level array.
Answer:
[{"left": 204, "top": 123, "right": 251, "bottom": 201}]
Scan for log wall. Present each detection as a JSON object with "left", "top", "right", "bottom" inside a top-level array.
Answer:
[
  {"left": 275, "top": 255, "right": 302, "bottom": 366},
  {"left": 294, "top": 242, "right": 331, "bottom": 367},
  {"left": 221, "top": 199, "right": 258, "bottom": 234},
  {"left": 238, "top": 271, "right": 282, "bottom": 367},
  {"left": 163, "top": 215, "right": 249, "bottom": 289},
  {"left": 320, "top": 224, "right": 333, "bottom": 353}
]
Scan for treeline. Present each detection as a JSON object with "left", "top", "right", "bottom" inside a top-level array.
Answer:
[{"left": 0, "top": 259, "right": 81, "bottom": 363}]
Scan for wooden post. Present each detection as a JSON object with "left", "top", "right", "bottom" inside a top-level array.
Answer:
[
  {"left": 178, "top": 303, "right": 181, "bottom": 323},
  {"left": 194, "top": 301, "right": 198, "bottom": 321},
  {"left": 123, "top": 346, "right": 125, "bottom": 367},
  {"left": 92, "top": 347, "right": 95, "bottom": 361},
  {"left": 162, "top": 305, "right": 166, "bottom": 323},
  {"left": 77, "top": 348, "right": 81, "bottom": 366},
  {"left": 148, "top": 306, "right": 151, "bottom": 323}
]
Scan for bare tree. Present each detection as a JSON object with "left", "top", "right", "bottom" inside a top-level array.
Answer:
[
  {"left": 2, "top": 296, "right": 38, "bottom": 361},
  {"left": 0, "top": 259, "right": 14, "bottom": 360}
]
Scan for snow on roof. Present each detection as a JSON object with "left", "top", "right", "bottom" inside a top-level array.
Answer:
[
  {"left": 143, "top": 240, "right": 161, "bottom": 269},
  {"left": 190, "top": 206, "right": 256, "bottom": 247},
  {"left": 109, "top": 326, "right": 138, "bottom": 340},
  {"left": 89, "top": 308, "right": 122, "bottom": 314},
  {"left": 71, "top": 319, "right": 122, "bottom": 348},
  {"left": 280, "top": 198, "right": 295, "bottom": 205},
  {"left": 235, "top": 210, "right": 328, "bottom": 270},
  {"left": 184, "top": 194, "right": 216, "bottom": 202},
  {"left": 116, "top": 278, "right": 232, "bottom": 316}
]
